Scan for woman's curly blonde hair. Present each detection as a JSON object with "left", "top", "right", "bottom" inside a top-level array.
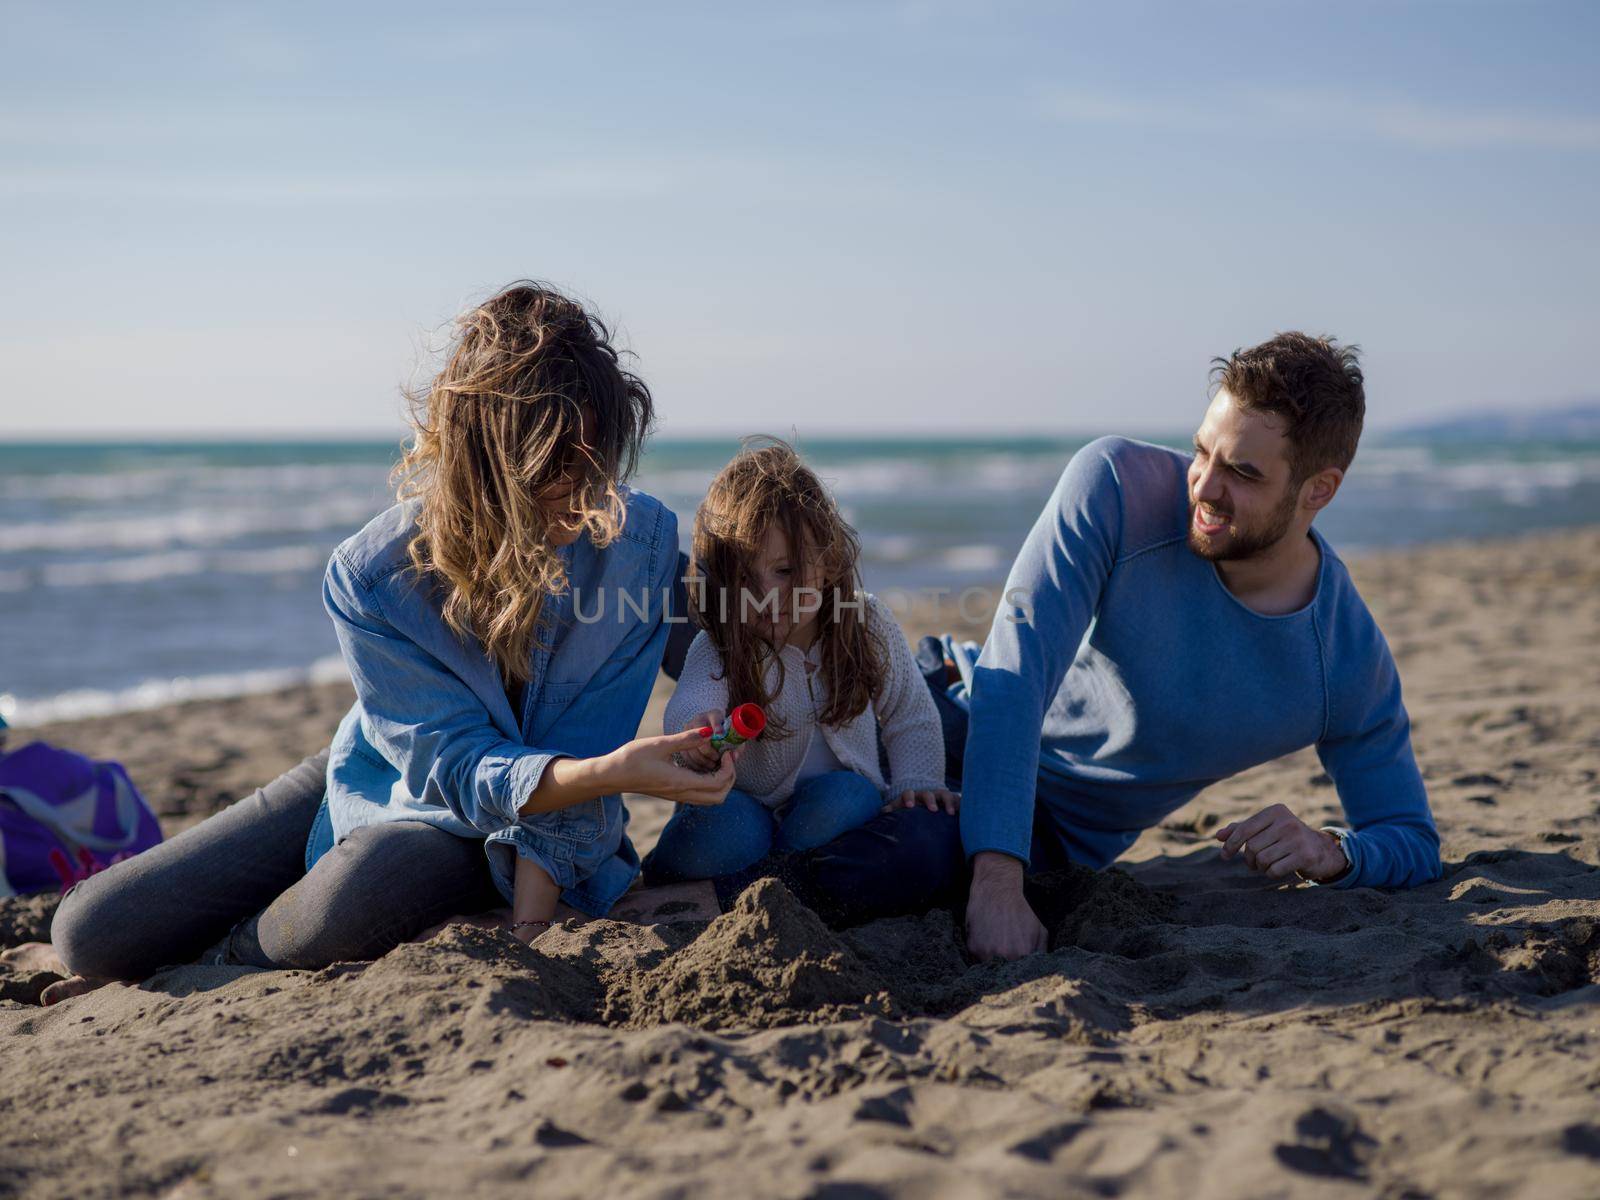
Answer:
[{"left": 393, "top": 281, "right": 654, "bottom": 685}]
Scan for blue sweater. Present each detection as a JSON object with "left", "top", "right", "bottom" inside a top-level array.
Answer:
[{"left": 959, "top": 437, "right": 1441, "bottom": 890}]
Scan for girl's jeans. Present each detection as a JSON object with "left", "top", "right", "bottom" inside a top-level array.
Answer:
[{"left": 644, "top": 770, "right": 886, "bottom": 882}]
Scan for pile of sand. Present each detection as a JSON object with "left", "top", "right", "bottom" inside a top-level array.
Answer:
[{"left": 604, "top": 880, "right": 901, "bottom": 1029}]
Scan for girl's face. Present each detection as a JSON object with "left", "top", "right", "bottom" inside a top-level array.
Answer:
[{"left": 748, "top": 525, "right": 824, "bottom": 646}]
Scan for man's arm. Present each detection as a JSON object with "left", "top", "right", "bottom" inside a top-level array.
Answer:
[
  {"left": 1216, "top": 633, "right": 1439, "bottom": 890},
  {"left": 1313, "top": 652, "right": 1441, "bottom": 889},
  {"left": 959, "top": 440, "right": 1126, "bottom": 864},
  {"left": 960, "top": 440, "right": 1127, "bottom": 960}
]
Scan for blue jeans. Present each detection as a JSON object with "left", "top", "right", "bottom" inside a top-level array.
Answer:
[
  {"left": 645, "top": 771, "right": 886, "bottom": 882},
  {"left": 642, "top": 636, "right": 972, "bottom": 929}
]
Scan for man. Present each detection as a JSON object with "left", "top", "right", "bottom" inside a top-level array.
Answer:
[{"left": 960, "top": 333, "right": 1441, "bottom": 962}]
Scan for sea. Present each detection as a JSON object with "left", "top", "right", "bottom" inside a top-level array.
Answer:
[{"left": 3, "top": 432, "right": 1598, "bottom": 726}]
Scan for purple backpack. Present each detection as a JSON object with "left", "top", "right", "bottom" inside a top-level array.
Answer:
[{"left": 0, "top": 741, "right": 163, "bottom": 898}]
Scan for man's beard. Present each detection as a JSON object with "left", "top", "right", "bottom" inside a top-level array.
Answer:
[{"left": 1187, "top": 488, "right": 1299, "bottom": 562}]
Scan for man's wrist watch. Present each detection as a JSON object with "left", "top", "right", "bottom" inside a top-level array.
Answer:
[{"left": 1304, "top": 826, "right": 1353, "bottom": 886}]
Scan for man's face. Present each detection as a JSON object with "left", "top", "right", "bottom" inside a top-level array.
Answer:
[{"left": 1186, "top": 389, "right": 1301, "bottom": 562}]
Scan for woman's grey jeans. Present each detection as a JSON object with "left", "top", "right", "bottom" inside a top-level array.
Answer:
[{"left": 49, "top": 750, "right": 502, "bottom": 979}]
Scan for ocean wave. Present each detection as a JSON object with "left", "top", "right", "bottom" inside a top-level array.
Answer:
[
  {"left": 0, "top": 497, "right": 381, "bottom": 553},
  {"left": 0, "top": 656, "right": 351, "bottom": 728},
  {"left": 1346, "top": 458, "right": 1600, "bottom": 512},
  {"left": 813, "top": 455, "right": 1057, "bottom": 497},
  {"left": 1353, "top": 455, "right": 1600, "bottom": 489},
  {"left": 938, "top": 544, "right": 1007, "bottom": 572},
  {"left": 0, "top": 461, "right": 391, "bottom": 503},
  {"left": 0, "top": 545, "right": 331, "bottom": 592},
  {"left": 638, "top": 451, "right": 1071, "bottom": 503},
  {"left": 861, "top": 533, "right": 922, "bottom": 562}
]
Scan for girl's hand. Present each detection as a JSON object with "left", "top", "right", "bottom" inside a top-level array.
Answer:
[
  {"left": 606, "top": 727, "right": 739, "bottom": 807},
  {"left": 892, "top": 788, "right": 960, "bottom": 815},
  {"left": 676, "top": 709, "right": 727, "bottom": 773}
]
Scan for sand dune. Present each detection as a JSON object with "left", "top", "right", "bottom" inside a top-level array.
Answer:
[{"left": 4, "top": 529, "right": 1599, "bottom": 1198}]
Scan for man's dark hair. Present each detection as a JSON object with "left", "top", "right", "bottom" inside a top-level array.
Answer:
[{"left": 1210, "top": 332, "right": 1365, "bottom": 483}]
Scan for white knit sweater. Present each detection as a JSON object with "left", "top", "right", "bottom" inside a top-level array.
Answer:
[{"left": 662, "top": 592, "right": 949, "bottom": 808}]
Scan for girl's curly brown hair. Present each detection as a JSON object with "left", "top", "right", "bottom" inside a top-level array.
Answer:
[
  {"left": 393, "top": 281, "right": 654, "bottom": 685},
  {"left": 690, "top": 438, "right": 884, "bottom": 739}
]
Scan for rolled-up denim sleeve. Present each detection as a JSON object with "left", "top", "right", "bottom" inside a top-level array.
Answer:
[{"left": 323, "top": 553, "right": 560, "bottom": 834}]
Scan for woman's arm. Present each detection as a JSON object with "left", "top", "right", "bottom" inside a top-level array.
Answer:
[
  {"left": 522, "top": 728, "right": 737, "bottom": 816},
  {"left": 326, "top": 548, "right": 734, "bottom": 833},
  {"left": 325, "top": 552, "right": 564, "bottom": 833},
  {"left": 520, "top": 556, "right": 738, "bottom": 812}
]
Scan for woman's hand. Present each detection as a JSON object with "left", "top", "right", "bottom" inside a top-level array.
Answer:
[
  {"left": 891, "top": 788, "right": 960, "bottom": 815},
  {"left": 520, "top": 728, "right": 740, "bottom": 818},
  {"left": 676, "top": 709, "right": 727, "bottom": 773},
  {"left": 605, "top": 727, "right": 740, "bottom": 806}
]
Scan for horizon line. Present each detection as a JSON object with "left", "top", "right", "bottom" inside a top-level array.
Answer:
[
  {"left": 0, "top": 411, "right": 1557, "bottom": 445},
  {"left": 0, "top": 425, "right": 1188, "bottom": 446}
]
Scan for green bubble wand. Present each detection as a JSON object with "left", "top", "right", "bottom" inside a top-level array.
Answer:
[{"left": 709, "top": 703, "right": 766, "bottom": 753}]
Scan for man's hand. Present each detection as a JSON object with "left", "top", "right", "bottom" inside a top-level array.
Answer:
[
  {"left": 1215, "top": 803, "right": 1348, "bottom": 883},
  {"left": 890, "top": 788, "right": 960, "bottom": 815},
  {"left": 964, "top": 851, "right": 1048, "bottom": 962}
]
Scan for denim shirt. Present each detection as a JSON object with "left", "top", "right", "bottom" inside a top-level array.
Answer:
[{"left": 308, "top": 487, "right": 679, "bottom": 914}]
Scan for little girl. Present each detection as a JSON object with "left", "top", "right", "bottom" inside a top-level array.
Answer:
[{"left": 646, "top": 439, "right": 958, "bottom": 883}]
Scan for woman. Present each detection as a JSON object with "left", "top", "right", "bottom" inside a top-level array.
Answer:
[{"left": 46, "top": 281, "right": 734, "bottom": 995}]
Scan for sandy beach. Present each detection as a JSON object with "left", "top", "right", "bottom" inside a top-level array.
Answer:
[{"left": 3, "top": 527, "right": 1599, "bottom": 1199}]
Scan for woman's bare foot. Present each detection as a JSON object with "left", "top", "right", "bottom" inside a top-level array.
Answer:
[
  {"left": 40, "top": 975, "right": 110, "bottom": 1005},
  {"left": 2, "top": 943, "right": 114, "bottom": 1005}
]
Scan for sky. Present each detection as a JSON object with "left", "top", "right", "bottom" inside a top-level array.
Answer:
[{"left": 1, "top": 0, "right": 1596, "bottom": 437}]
